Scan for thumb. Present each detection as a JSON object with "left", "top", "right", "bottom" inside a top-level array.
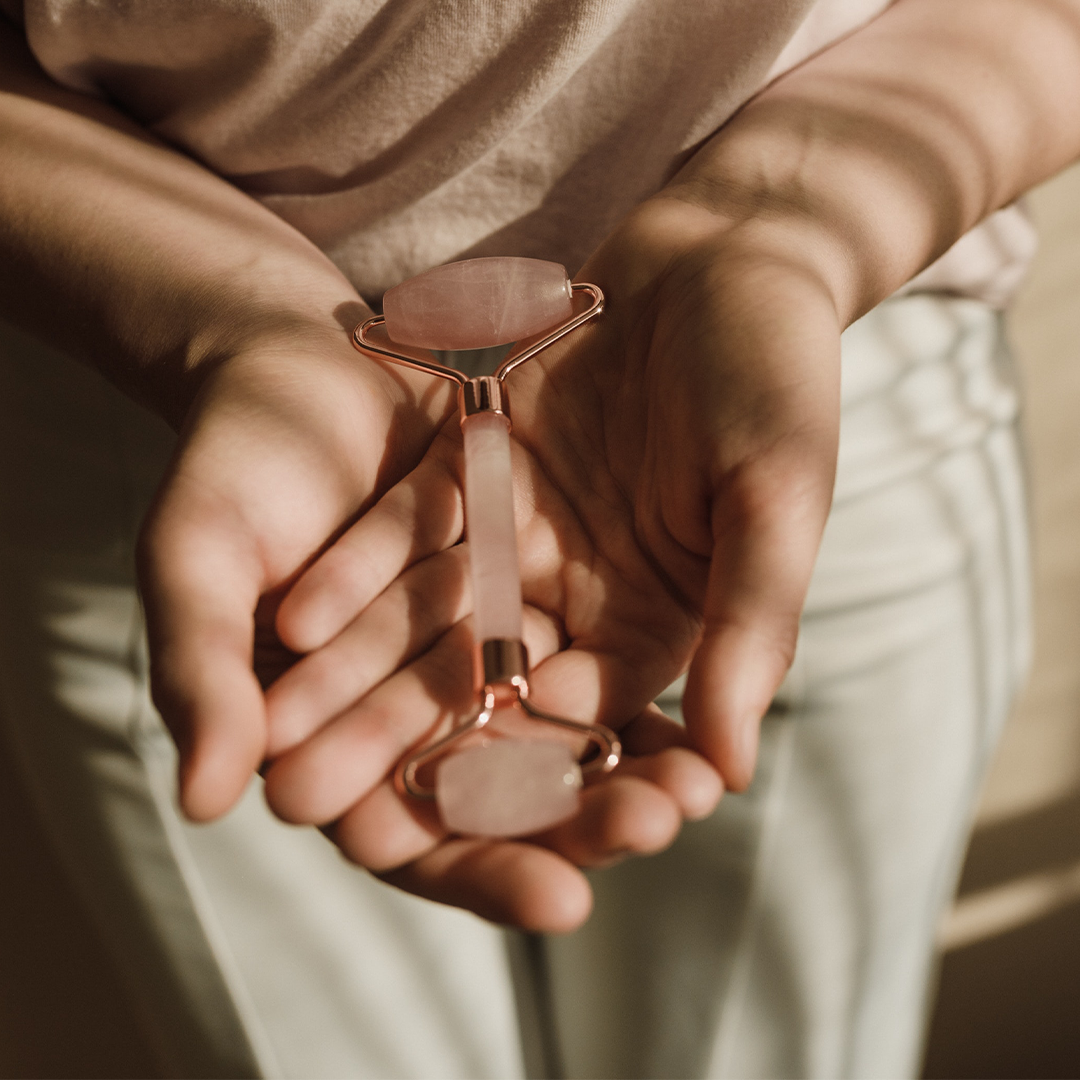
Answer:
[
  {"left": 682, "top": 455, "right": 832, "bottom": 791},
  {"left": 138, "top": 481, "right": 268, "bottom": 821}
]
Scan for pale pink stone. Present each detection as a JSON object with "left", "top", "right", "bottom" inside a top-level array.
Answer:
[
  {"left": 462, "top": 411, "right": 522, "bottom": 641},
  {"left": 383, "top": 257, "right": 573, "bottom": 350},
  {"left": 436, "top": 739, "right": 582, "bottom": 837}
]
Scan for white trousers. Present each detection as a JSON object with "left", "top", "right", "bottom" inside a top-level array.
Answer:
[{"left": 0, "top": 294, "right": 1030, "bottom": 1079}]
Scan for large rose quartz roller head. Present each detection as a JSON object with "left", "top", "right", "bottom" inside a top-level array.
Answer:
[
  {"left": 383, "top": 257, "right": 574, "bottom": 350},
  {"left": 352, "top": 257, "right": 618, "bottom": 838},
  {"left": 436, "top": 733, "right": 582, "bottom": 838}
]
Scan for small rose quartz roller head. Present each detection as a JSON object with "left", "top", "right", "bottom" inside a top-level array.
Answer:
[{"left": 352, "top": 257, "right": 620, "bottom": 838}]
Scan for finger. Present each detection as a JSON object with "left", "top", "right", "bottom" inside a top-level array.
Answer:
[
  {"left": 138, "top": 482, "right": 267, "bottom": 822},
  {"left": 379, "top": 838, "right": 593, "bottom": 934},
  {"left": 330, "top": 780, "right": 594, "bottom": 932},
  {"left": 532, "top": 774, "right": 682, "bottom": 868},
  {"left": 618, "top": 705, "right": 696, "bottom": 754},
  {"left": 332, "top": 750, "right": 700, "bottom": 878},
  {"left": 263, "top": 620, "right": 475, "bottom": 825},
  {"left": 683, "top": 452, "right": 833, "bottom": 791},
  {"left": 264, "top": 544, "right": 471, "bottom": 756},
  {"left": 617, "top": 705, "right": 724, "bottom": 818},
  {"left": 516, "top": 643, "right": 671, "bottom": 739},
  {"left": 613, "top": 746, "right": 724, "bottom": 822},
  {"left": 332, "top": 779, "right": 447, "bottom": 872},
  {"left": 276, "top": 429, "right": 463, "bottom": 652}
]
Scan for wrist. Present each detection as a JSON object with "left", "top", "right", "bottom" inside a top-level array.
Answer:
[
  {"left": 658, "top": 105, "right": 936, "bottom": 327},
  {"left": 156, "top": 273, "right": 369, "bottom": 429},
  {"left": 657, "top": 0, "right": 1080, "bottom": 327},
  {"left": 592, "top": 190, "right": 849, "bottom": 336},
  {"left": 179, "top": 311, "right": 459, "bottom": 489}
]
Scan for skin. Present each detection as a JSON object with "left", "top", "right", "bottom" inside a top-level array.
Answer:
[{"left": 3, "top": 0, "right": 1080, "bottom": 931}]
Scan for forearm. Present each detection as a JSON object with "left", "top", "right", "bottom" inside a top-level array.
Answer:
[
  {"left": 0, "top": 20, "right": 362, "bottom": 424},
  {"left": 665, "top": 0, "right": 1080, "bottom": 323}
]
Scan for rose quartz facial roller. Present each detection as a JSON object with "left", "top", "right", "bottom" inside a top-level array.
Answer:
[{"left": 352, "top": 257, "right": 620, "bottom": 838}]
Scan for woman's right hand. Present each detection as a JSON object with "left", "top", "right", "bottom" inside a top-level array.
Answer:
[{"left": 137, "top": 322, "right": 460, "bottom": 821}]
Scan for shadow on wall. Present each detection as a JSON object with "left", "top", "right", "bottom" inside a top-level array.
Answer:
[
  {"left": 0, "top": 715, "right": 160, "bottom": 1079},
  {"left": 924, "top": 793, "right": 1080, "bottom": 1078}
]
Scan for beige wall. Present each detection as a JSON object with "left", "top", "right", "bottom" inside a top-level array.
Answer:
[{"left": 924, "top": 165, "right": 1080, "bottom": 1078}]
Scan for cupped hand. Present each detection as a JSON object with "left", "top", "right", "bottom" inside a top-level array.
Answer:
[
  {"left": 258, "top": 193, "right": 842, "bottom": 927},
  {"left": 136, "top": 316, "right": 460, "bottom": 821}
]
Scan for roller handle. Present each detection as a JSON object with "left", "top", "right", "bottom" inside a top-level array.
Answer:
[{"left": 462, "top": 411, "right": 523, "bottom": 643}]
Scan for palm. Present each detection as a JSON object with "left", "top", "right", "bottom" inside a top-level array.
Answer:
[
  {"left": 138, "top": 323, "right": 458, "bottom": 820},
  {"left": 523, "top": 209, "right": 843, "bottom": 770}
]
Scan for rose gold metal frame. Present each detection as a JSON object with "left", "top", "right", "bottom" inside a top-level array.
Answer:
[
  {"left": 351, "top": 280, "right": 620, "bottom": 806},
  {"left": 352, "top": 283, "right": 604, "bottom": 412},
  {"left": 396, "top": 646, "right": 621, "bottom": 801}
]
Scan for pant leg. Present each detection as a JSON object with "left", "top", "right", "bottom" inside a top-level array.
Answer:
[
  {"left": 534, "top": 295, "right": 1031, "bottom": 1079},
  {"left": 0, "top": 322, "right": 524, "bottom": 1080}
]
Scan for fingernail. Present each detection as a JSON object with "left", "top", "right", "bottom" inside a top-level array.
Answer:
[
  {"left": 592, "top": 848, "right": 632, "bottom": 870},
  {"left": 737, "top": 713, "right": 761, "bottom": 788}
]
